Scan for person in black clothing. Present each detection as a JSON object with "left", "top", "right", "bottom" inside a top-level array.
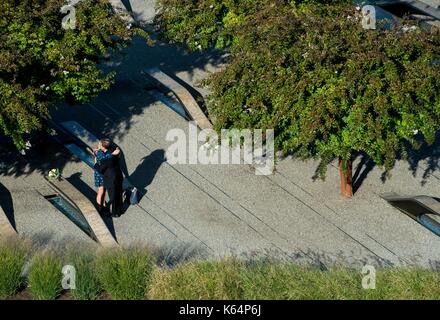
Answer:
[
  {"left": 93, "top": 140, "right": 119, "bottom": 214},
  {"left": 93, "top": 138, "right": 124, "bottom": 217}
]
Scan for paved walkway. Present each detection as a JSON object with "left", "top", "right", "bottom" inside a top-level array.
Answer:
[{"left": 1, "top": 36, "right": 440, "bottom": 268}]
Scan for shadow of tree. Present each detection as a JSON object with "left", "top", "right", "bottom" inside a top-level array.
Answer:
[
  {"left": 8, "top": 230, "right": 440, "bottom": 270},
  {"left": 27, "top": 232, "right": 98, "bottom": 255},
  {"left": 0, "top": 31, "right": 227, "bottom": 180},
  {"left": 406, "top": 133, "right": 440, "bottom": 186},
  {"left": 238, "top": 247, "right": 397, "bottom": 269},
  {"left": 152, "top": 241, "right": 210, "bottom": 267},
  {"left": 309, "top": 133, "right": 440, "bottom": 193},
  {"left": 311, "top": 153, "right": 377, "bottom": 195},
  {"left": 352, "top": 153, "right": 376, "bottom": 194},
  {"left": 147, "top": 70, "right": 211, "bottom": 116},
  {"left": 0, "top": 133, "right": 79, "bottom": 178}
]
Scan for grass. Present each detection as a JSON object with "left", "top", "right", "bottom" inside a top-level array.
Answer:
[
  {"left": 96, "top": 246, "right": 155, "bottom": 300},
  {"left": 2, "top": 237, "right": 440, "bottom": 300},
  {"left": 243, "top": 265, "right": 440, "bottom": 299},
  {"left": 68, "top": 250, "right": 101, "bottom": 300},
  {"left": 149, "top": 259, "right": 244, "bottom": 300},
  {"left": 0, "top": 238, "right": 29, "bottom": 299},
  {"left": 28, "top": 251, "right": 63, "bottom": 300},
  {"left": 149, "top": 260, "right": 440, "bottom": 300},
  {"left": 369, "top": 268, "right": 440, "bottom": 300},
  {"left": 239, "top": 263, "right": 364, "bottom": 299}
]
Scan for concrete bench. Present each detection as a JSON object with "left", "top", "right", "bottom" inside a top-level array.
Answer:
[
  {"left": 382, "top": 193, "right": 440, "bottom": 237},
  {"left": 145, "top": 68, "right": 214, "bottom": 130},
  {"left": 46, "top": 176, "right": 118, "bottom": 247},
  {"left": 382, "top": 193, "right": 440, "bottom": 216}
]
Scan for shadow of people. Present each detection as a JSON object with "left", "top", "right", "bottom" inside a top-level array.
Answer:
[
  {"left": 128, "top": 149, "right": 166, "bottom": 201},
  {"left": 66, "top": 172, "right": 117, "bottom": 242},
  {"left": 0, "top": 182, "right": 16, "bottom": 230}
]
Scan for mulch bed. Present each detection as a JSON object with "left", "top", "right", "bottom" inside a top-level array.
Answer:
[{"left": 6, "top": 289, "right": 112, "bottom": 300}]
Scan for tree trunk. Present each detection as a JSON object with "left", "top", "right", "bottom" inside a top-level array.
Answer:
[
  {"left": 35, "top": 120, "right": 49, "bottom": 155},
  {"left": 339, "top": 158, "right": 353, "bottom": 198}
]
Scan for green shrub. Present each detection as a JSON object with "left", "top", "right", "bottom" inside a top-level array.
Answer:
[
  {"left": 96, "top": 247, "right": 155, "bottom": 300},
  {"left": 0, "top": 0, "right": 149, "bottom": 150},
  {"left": 69, "top": 251, "right": 101, "bottom": 300},
  {"left": 3, "top": 235, "right": 440, "bottom": 300},
  {"left": 28, "top": 251, "right": 63, "bottom": 300},
  {"left": 158, "top": 0, "right": 440, "bottom": 195},
  {"left": 0, "top": 238, "right": 29, "bottom": 299},
  {"left": 240, "top": 263, "right": 321, "bottom": 299},
  {"left": 149, "top": 259, "right": 244, "bottom": 299}
]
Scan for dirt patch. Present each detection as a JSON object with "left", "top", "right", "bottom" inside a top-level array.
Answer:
[
  {"left": 57, "top": 290, "right": 72, "bottom": 300},
  {"left": 98, "top": 292, "right": 112, "bottom": 300},
  {"left": 8, "top": 288, "right": 32, "bottom": 300},
  {"left": 7, "top": 289, "right": 74, "bottom": 300}
]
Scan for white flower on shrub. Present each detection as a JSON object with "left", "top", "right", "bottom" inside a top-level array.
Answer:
[{"left": 48, "top": 168, "right": 61, "bottom": 180}]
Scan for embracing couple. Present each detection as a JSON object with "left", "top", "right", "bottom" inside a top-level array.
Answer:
[{"left": 93, "top": 138, "right": 124, "bottom": 217}]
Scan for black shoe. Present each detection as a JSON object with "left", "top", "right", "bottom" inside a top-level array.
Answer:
[
  {"left": 112, "top": 211, "right": 122, "bottom": 218},
  {"left": 98, "top": 205, "right": 110, "bottom": 216}
]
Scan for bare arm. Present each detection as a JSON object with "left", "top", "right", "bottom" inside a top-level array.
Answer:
[{"left": 112, "top": 147, "right": 121, "bottom": 156}]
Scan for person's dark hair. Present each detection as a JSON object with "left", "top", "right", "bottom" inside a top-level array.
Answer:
[{"left": 100, "top": 138, "right": 112, "bottom": 150}]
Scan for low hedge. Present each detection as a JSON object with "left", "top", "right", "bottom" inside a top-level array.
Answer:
[
  {"left": 96, "top": 247, "right": 155, "bottom": 300},
  {"left": 0, "top": 238, "right": 29, "bottom": 299},
  {"left": 28, "top": 251, "right": 63, "bottom": 300},
  {"left": 1, "top": 238, "right": 440, "bottom": 300}
]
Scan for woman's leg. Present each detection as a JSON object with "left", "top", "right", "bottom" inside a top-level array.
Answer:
[
  {"left": 101, "top": 188, "right": 107, "bottom": 208},
  {"left": 96, "top": 187, "right": 105, "bottom": 206}
]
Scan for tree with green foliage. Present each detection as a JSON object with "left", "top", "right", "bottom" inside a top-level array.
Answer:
[
  {"left": 156, "top": 0, "right": 440, "bottom": 197},
  {"left": 0, "top": 0, "right": 148, "bottom": 151}
]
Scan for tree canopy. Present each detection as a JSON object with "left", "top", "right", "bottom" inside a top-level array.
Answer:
[
  {"left": 156, "top": 0, "right": 440, "bottom": 195},
  {"left": 0, "top": 0, "right": 148, "bottom": 150}
]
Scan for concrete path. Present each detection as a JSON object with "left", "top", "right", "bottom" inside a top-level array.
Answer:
[{"left": 1, "top": 36, "right": 440, "bottom": 268}]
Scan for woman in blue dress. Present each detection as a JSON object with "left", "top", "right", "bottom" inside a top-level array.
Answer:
[{"left": 94, "top": 138, "right": 120, "bottom": 213}]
